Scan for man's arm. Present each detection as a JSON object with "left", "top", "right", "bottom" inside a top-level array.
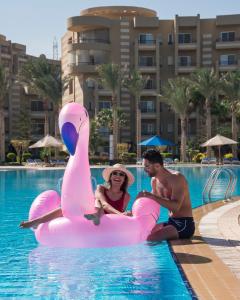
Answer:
[{"left": 137, "top": 177, "right": 185, "bottom": 213}]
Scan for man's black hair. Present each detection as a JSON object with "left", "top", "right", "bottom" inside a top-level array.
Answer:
[{"left": 142, "top": 149, "right": 163, "bottom": 165}]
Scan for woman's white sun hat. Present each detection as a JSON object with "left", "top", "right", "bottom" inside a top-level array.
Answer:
[{"left": 102, "top": 164, "right": 135, "bottom": 186}]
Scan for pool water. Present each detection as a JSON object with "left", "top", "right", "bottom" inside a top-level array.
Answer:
[{"left": 0, "top": 166, "right": 239, "bottom": 299}]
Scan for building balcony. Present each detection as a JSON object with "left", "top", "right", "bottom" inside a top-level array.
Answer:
[
  {"left": 68, "top": 38, "right": 111, "bottom": 52},
  {"left": 218, "top": 61, "right": 240, "bottom": 71},
  {"left": 178, "top": 42, "right": 197, "bottom": 50},
  {"left": 138, "top": 40, "right": 156, "bottom": 50},
  {"left": 67, "top": 16, "right": 112, "bottom": 32},
  {"left": 68, "top": 62, "right": 99, "bottom": 74},
  {"left": 141, "top": 132, "right": 157, "bottom": 138},
  {"left": 141, "top": 89, "right": 157, "bottom": 96},
  {"left": 138, "top": 64, "right": 157, "bottom": 73},
  {"left": 30, "top": 111, "right": 45, "bottom": 117},
  {"left": 177, "top": 64, "right": 197, "bottom": 73},
  {"left": 141, "top": 110, "right": 157, "bottom": 118},
  {"left": 216, "top": 38, "right": 240, "bottom": 49},
  {"left": 97, "top": 88, "right": 112, "bottom": 96}
]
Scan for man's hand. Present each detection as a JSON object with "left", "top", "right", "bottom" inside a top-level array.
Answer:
[{"left": 136, "top": 191, "right": 155, "bottom": 200}]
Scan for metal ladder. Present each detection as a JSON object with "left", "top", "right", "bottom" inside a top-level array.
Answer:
[{"left": 202, "top": 167, "right": 237, "bottom": 204}]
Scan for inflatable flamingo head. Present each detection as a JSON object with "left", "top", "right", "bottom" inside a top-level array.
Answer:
[{"left": 59, "top": 103, "right": 89, "bottom": 155}]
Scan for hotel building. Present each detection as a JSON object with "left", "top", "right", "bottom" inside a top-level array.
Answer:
[
  {"left": 61, "top": 6, "right": 240, "bottom": 151},
  {"left": 0, "top": 34, "right": 60, "bottom": 156}
]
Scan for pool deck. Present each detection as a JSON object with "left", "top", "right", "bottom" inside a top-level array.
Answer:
[{"left": 170, "top": 197, "right": 240, "bottom": 300}]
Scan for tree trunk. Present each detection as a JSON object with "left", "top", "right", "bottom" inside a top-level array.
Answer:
[
  {"left": 232, "top": 110, "right": 238, "bottom": 158},
  {"left": 0, "top": 109, "right": 5, "bottom": 162},
  {"left": 180, "top": 117, "right": 187, "bottom": 162},
  {"left": 54, "top": 104, "right": 60, "bottom": 158},
  {"left": 205, "top": 97, "right": 211, "bottom": 157},
  {"left": 136, "top": 95, "right": 141, "bottom": 161},
  {"left": 112, "top": 94, "right": 118, "bottom": 162}
]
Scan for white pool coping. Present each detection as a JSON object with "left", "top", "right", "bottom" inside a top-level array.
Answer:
[{"left": 199, "top": 200, "right": 240, "bottom": 279}]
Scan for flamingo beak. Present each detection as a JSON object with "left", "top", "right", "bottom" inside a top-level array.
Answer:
[{"left": 61, "top": 122, "right": 79, "bottom": 155}]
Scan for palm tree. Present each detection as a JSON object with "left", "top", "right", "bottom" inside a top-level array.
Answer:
[
  {"left": 191, "top": 68, "right": 219, "bottom": 157},
  {"left": 124, "top": 69, "right": 148, "bottom": 161},
  {"left": 0, "top": 64, "right": 9, "bottom": 162},
  {"left": 19, "top": 55, "right": 67, "bottom": 137},
  {"left": 162, "top": 77, "right": 193, "bottom": 162},
  {"left": 96, "top": 64, "right": 122, "bottom": 162},
  {"left": 220, "top": 70, "right": 240, "bottom": 157}
]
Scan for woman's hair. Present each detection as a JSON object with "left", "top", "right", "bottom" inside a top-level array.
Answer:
[{"left": 106, "top": 172, "right": 128, "bottom": 192}]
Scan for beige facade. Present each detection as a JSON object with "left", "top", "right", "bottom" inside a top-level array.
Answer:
[
  {"left": 0, "top": 34, "right": 60, "bottom": 155},
  {"left": 61, "top": 6, "right": 240, "bottom": 151}
]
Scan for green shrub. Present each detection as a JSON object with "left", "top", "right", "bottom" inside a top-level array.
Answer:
[
  {"left": 119, "top": 152, "right": 136, "bottom": 163},
  {"left": 22, "top": 152, "right": 32, "bottom": 162},
  {"left": 7, "top": 152, "right": 16, "bottom": 162},
  {"left": 224, "top": 153, "right": 233, "bottom": 159},
  {"left": 192, "top": 152, "right": 205, "bottom": 163},
  {"left": 89, "top": 156, "right": 109, "bottom": 165},
  {"left": 161, "top": 152, "right": 172, "bottom": 158}
]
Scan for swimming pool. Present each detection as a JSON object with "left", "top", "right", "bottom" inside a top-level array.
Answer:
[{"left": 0, "top": 166, "right": 239, "bottom": 299}]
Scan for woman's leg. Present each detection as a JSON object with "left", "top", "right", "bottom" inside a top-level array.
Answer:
[{"left": 19, "top": 207, "right": 63, "bottom": 229}]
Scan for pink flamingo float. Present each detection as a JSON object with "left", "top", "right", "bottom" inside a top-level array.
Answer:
[{"left": 28, "top": 103, "right": 160, "bottom": 248}]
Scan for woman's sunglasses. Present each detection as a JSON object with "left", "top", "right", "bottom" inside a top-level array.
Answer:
[{"left": 112, "top": 171, "right": 126, "bottom": 177}]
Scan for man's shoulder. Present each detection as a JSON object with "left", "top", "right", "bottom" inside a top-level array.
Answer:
[{"left": 169, "top": 171, "right": 186, "bottom": 184}]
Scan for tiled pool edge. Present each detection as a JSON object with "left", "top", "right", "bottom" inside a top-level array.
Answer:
[
  {"left": 170, "top": 198, "right": 240, "bottom": 300},
  {"left": 169, "top": 244, "right": 199, "bottom": 299}
]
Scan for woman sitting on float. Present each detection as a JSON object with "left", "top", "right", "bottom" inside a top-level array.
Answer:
[{"left": 20, "top": 164, "right": 134, "bottom": 228}]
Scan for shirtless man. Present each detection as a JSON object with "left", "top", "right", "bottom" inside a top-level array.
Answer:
[{"left": 136, "top": 149, "right": 195, "bottom": 241}]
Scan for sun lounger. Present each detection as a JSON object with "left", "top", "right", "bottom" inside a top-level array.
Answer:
[
  {"left": 26, "top": 158, "right": 37, "bottom": 166},
  {"left": 34, "top": 159, "right": 44, "bottom": 166},
  {"left": 209, "top": 157, "right": 217, "bottom": 164},
  {"left": 232, "top": 158, "right": 240, "bottom": 165},
  {"left": 163, "top": 158, "right": 174, "bottom": 165},
  {"left": 201, "top": 158, "right": 209, "bottom": 164},
  {"left": 223, "top": 158, "right": 231, "bottom": 164}
]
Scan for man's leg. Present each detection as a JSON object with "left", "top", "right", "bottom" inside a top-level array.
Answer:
[{"left": 147, "top": 223, "right": 179, "bottom": 241}]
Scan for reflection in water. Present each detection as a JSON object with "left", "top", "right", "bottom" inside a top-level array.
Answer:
[{"left": 28, "top": 243, "right": 189, "bottom": 299}]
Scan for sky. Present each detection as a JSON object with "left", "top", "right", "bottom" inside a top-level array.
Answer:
[{"left": 1, "top": 0, "right": 240, "bottom": 59}]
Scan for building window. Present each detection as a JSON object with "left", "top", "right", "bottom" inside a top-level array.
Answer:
[
  {"left": 220, "top": 32, "right": 235, "bottom": 42},
  {"left": 167, "top": 123, "right": 173, "bottom": 133},
  {"left": 86, "top": 79, "right": 95, "bottom": 89},
  {"left": 144, "top": 79, "right": 156, "bottom": 89},
  {"left": 168, "top": 56, "right": 173, "bottom": 65},
  {"left": 139, "top": 33, "right": 154, "bottom": 45},
  {"left": 178, "top": 33, "right": 192, "bottom": 44},
  {"left": 168, "top": 34, "right": 173, "bottom": 45},
  {"left": 99, "top": 101, "right": 111, "bottom": 110},
  {"left": 142, "top": 123, "right": 156, "bottom": 135},
  {"left": 69, "top": 79, "right": 73, "bottom": 94},
  {"left": 31, "top": 118, "right": 45, "bottom": 135},
  {"left": 31, "top": 100, "right": 44, "bottom": 111},
  {"left": 139, "top": 56, "right": 155, "bottom": 66},
  {"left": 188, "top": 119, "right": 196, "bottom": 135},
  {"left": 140, "top": 101, "right": 155, "bottom": 113},
  {"left": 158, "top": 34, "right": 163, "bottom": 45},
  {"left": 178, "top": 56, "right": 191, "bottom": 66},
  {"left": 220, "top": 54, "right": 236, "bottom": 65},
  {"left": 99, "top": 127, "right": 110, "bottom": 137}
]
